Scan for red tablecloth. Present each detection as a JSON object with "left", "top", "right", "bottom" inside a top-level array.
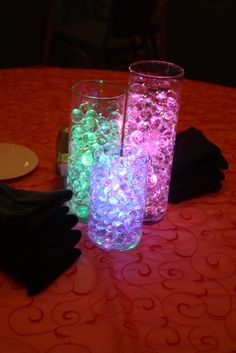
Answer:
[{"left": 0, "top": 67, "right": 236, "bottom": 353}]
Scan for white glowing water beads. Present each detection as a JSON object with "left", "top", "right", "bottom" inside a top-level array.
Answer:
[{"left": 88, "top": 144, "right": 148, "bottom": 251}]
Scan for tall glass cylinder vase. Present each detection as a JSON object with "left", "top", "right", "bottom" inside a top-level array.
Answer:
[
  {"left": 125, "top": 61, "right": 184, "bottom": 223},
  {"left": 66, "top": 80, "right": 126, "bottom": 222},
  {"left": 88, "top": 143, "right": 148, "bottom": 251}
]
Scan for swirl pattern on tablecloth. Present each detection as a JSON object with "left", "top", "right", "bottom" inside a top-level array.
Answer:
[{"left": 0, "top": 68, "right": 236, "bottom": 353}]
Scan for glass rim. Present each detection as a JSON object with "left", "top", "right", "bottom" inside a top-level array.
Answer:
[
  {"left": 92, "top": 143, "right": 150, "bottom": 165},
  {"left": 71, "top": 79, "right": 127, "bottom": 100},
  {"left": 129, "top": 60, "right": 185, "bottom": 80}
]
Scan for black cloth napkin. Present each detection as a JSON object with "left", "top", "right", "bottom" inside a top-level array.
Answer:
[
  {"left": 0, "top": 184, "right": 73, "bottom": 229},
  {"left": 0, "top": 184, "right": 81, "bottom": 296},
  {"left": 169, "top": 127, "right": 228, "bottom": 203}
]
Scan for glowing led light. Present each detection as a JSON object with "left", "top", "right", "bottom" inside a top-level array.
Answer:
[
  {"left": 88, "top": 144, "right": 148, "bottom": 251},
  {"left": 126, "top": 61, "right": 184, "bottom": 223},
  {"left": 66, "top": 80, "right": 125, "bottom": 222}
]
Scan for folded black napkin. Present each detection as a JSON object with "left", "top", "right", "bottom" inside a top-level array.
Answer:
[
  {"left": 169, "top": 127, "right": 228, "bottom": 203},
  {"left": 0, "top": 184, "right": 81, "bottom": 295},
  {"left": 0, "top": 184, "right": 73, "bottom": 229}
]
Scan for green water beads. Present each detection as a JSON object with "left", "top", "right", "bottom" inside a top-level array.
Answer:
[{"left": 67, "top": 102, "right": 123, "bottom": 222}]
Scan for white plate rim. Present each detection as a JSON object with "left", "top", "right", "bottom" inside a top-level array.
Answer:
[{"left": 0, "top": 143, "right": 39, "bottom": 180}]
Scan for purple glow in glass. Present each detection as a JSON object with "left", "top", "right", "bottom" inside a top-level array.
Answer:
[
  {"left": 125, "top": 61, "right": 184, "bottom": 223},
  {"left": 88, "top": 144, "right": 148, "bottom": 251}
]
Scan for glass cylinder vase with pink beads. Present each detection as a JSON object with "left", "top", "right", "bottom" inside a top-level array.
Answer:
[{"left": 124, "top": 61, "right": 184, "bottom": 223}]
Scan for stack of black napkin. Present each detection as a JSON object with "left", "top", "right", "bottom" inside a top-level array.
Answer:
[
  {"left": 0, "top": 184, "right": 81, "bottom": 296},
  {"left": 169, "top": 127, "right": 228, "bottom": 203}
]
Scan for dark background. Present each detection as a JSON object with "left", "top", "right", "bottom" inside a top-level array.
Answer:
[{"left": 0, "top": 0, "right": 235, "bottom": 87}]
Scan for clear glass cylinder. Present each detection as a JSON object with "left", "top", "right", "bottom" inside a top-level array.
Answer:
[
  {"left": 88, "top": 143, "right": 148, "bottom": 251},
  {"left": 125, "top": 60, "right": 184, "bottom": 223},
  {"left": 67, "top": 80, "right": 126, "bottom": 222}
]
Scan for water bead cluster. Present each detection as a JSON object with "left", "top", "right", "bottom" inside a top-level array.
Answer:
[
  {"left": 67, "top": 102, "right": 123, "bottom": 221},
  {"left": 88, "top": 145, "right": 148, "bottom": 251},
  {"left": 125, "top": 81, "right": 180, "bottom": 221}
]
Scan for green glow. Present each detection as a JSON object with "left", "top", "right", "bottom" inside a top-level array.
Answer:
[
  {"left": 72, "top": 108, "right": 84, "bottom": 123},
  {"left": 78, "top": 205, "right": 89, "bottom": 215},
  {"left": 85, "top": 109, "right": 98, "bottom": 118},
  {"left": 72, "top": 108, "right": 81, "bottom": 116},
  {"left": 83, "top": 132, "right": 97, "bottom": 145},
  {"left": 81, "top": 151, "right": 93, "bottom": 166},
  {"left": 67, "top": 102, "right": 122, "bottom": 222}
]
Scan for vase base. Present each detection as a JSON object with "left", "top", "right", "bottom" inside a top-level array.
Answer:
[
  {"left": 87, "top": 233, "right": 142, "bottom": 252},
  {"left": 143, "top": 213, "right": 165, "bottom": 224}
]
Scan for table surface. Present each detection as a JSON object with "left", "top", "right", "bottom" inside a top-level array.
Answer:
[{"left": 0, "top": 67, "right": 236, "bottom": 353}]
